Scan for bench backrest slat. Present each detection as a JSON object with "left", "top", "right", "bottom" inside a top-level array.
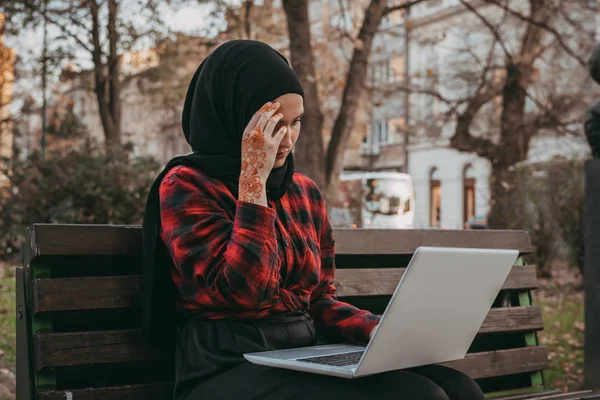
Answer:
[
  {"left": 440, "top": 346, "right": 548, "bottom": 379},
  {"left": 26, "top": 224, "right": 532, "bottom": 258},
  {"left": 31, "top": 266, "right": 537, "bottom": 313}
]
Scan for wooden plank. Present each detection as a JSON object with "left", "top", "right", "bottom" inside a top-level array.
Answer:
[
  {"left": 441, "top": 346, "right": 549, "bottom": 379},
  {"left": 478, "top": 306, "right": 543, "bottom": 334},
  {"left": 26, "top": 224, "right": 532, "bottom": 258},
  {"left": 374, "top": 307, "right": 542, "bottom": 334},
  {"left": 584, "top": 159, "right": 600, "bottom": 389},
  {"left": 333, "top": 229, "right": 532, "bottom": 255},
  {"left": 520, "top": 392, "right": 600, "bottom": 400},
  {"left": 27, "top": 224, "right": 142, "bottom": 258},
  {"left": 500, "top": 266, "right": 539, "bottom": 290},
  {"left": 493, "top": 391, "right": 560, "bottom": 400},
  {"left": 334, "top": 265, "right": 537, "bottom": 296},
  {"left": 36, "top": 385, "right": 600, "bottom": 400},
  {"left": 32, "top": 265, "right": 538, "bottom": 313},
  {"left": 35, "top": 309, "right": 544, "bottom": 370},
  {"left": 33, "top": 275, "right": 140, "bottom": 312},
  {"left": 38, "top": 382, "right": 173, "bottom": 400},
  {"left": 34, "top": 329, "right": 165, "bottom": 370},
  {"left": 35, "top": 329, "right": 547, "bottom": 379},
  {"left": 492, "top": 391, "right": 600, "bottom": 400}
]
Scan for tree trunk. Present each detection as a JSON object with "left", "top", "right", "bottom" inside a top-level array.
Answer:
[
  {"left": 487, "top": 162, "right": 518, "bottom": 229},
  {"left": 323, "top": 0, "right": 387, "bottom": 201},
  {"left": 486, "top": 60, "right": 533, "bottom": 229},
  {"left": 107, "top": 0, "right": 121, "bottom": 151},
  {"left": 282, "top": 0, "right": 326, "bottom": 189},
  {"left": 90, "top": 0, "right": 120, "bottom": 151}
]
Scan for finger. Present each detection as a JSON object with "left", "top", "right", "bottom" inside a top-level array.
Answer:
[
  {"left": 273, "top": 126, "right": 287, "bottom": 145},
  {"left": 243, "top": 102, "right": 271, "bottom": 136},
  {"left": 256, "top": 102, "right": 281, "bottom": 133},
  {"left": 264, "top": 113, "right": 284, "bottom": 138}
]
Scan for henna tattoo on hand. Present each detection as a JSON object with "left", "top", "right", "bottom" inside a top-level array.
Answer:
[{"left": 239, "top": 125, "right": 267, "bottom": 203}]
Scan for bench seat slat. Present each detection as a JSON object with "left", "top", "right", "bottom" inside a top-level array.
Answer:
[
  {"left": 31, "top": 266, "right": 538, "bottom": 313},
  {"left": 27, "top": 224, "right": 532, "bottom": 258},
  {"left": 495, "top": 392, "right": 562, "bottom": 400},
  {"left": 34, "top": 307, "right": 544, "bottom": 370},
  {"left": 34, "top": 347, "right": 547, "bottom": 398},
  {"left": 37, "top": 382, "right": 173, "bottom": 400},
  {"left": 34, "top": 385, "right": 600, "bottom": 400},
  {"left": 501, "top": 392, "right": 600, "bottom": 400}
]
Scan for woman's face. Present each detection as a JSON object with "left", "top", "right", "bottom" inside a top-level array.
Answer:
[{"left": 271, "top": 93, "right": 304, "bottom": 169}]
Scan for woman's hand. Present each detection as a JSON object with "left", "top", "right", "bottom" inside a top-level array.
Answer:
[{"left": 238, "top": 102, "right": 288, "bottom": 205}]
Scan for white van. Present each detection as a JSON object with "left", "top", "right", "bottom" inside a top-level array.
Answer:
[{"left": 329, "top": 171, "right": 415, "bottom": 229}]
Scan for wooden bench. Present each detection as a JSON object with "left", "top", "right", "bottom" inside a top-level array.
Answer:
[{"left": 15, "top": 223, "right": 600, "bottom": 399}]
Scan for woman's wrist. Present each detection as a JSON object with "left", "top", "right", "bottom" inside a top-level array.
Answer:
[{"left": 238, "top": 172, "right": 268, "bottom": 206}]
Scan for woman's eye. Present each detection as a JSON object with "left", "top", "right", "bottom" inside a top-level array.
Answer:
[{"left": 292, "top": 120, "right": 301, "bottom": 126}]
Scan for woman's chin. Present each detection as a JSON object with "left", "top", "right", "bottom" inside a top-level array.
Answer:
[{"left": 273, "top": 158, "right": 287, "bottom": 169}]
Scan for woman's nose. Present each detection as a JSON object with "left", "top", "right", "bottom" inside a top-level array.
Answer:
[{"left": 279, "top": 128, "right": 293, "bottom": 148}]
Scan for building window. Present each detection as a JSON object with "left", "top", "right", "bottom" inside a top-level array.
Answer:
[
  {"left": 375, "top": 120, "right": 389, "bottom": 145},
  {"left": 429, "top": 167, "right": 441, "bottom": 227},
  {"left": 371, "top": 117, "right": 404, "bottom": 146},
  {"left": 369, "top": 56, "right": 404, "bottom": 86},
  {"left": 463, "top": 164, "right": 476, "bottom": 226},
  {"left": 390, "top": 55, "right": 405, "bottom": 83}
]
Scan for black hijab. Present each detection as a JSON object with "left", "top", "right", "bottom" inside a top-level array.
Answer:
[{"left": 141, "top": 40, "right": 304, "bottom": 347}]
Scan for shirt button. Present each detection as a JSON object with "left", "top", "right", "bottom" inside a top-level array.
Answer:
[{"left": 284, "top": 239, "right": 290, "bottom": 247}]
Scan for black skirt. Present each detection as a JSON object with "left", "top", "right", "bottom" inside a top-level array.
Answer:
[{"left": 174, "top": 312, "right": 485, "bottom": 400}]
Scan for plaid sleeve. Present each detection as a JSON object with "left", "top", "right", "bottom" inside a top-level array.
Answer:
[
  {"left": 308, "top": 193, "right": 380, "bottom": 344},
  {"left": 159, "top": 168, "right": 281, "bottom": 309}
]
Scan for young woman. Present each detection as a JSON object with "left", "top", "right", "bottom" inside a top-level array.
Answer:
[{"left": 142, "top": 39, "right": 485, "bottom": 400}]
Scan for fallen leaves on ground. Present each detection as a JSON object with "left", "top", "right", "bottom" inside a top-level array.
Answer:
[{"left": 534, "top": 261, "right": 585, "bottom": 392}]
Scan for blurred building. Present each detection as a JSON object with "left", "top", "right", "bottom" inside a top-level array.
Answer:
[
  {"left": 213, "top": 0, "right": 596, "bottom": 229},
  {"left": 0, "top": 13, "right": 15, "bottom": 165},
  {"left": 15, "top": 1, "right": 595, "bottom": 230},
  {"left": 18, "top": 33, "right": 219, "bottom": 163},
  {"left": 354, "top": 0, "right": 594, "bottom": 229}
]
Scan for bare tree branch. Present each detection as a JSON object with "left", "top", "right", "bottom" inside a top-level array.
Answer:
[
  {"left": 450, "top": 82, "right": 503, "bottom": 159},
  {"left": 458, "top": 0, "right": 512, "bottom": 60},
  {"left": 382, "top": 0, "right": 427, "bottom": 16},
  {"left": 8, "top": 0, "right": 95, "bottom": 54},
  {"left": 483, "top": 0, "right": 587, "bottom": 66}
]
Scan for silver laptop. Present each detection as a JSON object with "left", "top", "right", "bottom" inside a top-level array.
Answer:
[{"left": 244, "top": 246, "right": 520, "bottom": 378}]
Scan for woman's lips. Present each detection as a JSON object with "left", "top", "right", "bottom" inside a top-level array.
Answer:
[{"left": 276, "top": 151, "right": 287, "bottom": 160}]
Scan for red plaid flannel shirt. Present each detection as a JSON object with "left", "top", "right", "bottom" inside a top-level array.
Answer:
[{"left": 159, "top": 165, "right": 380, "bottom": 344}]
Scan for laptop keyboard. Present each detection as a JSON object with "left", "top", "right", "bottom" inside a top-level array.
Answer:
[{"left": 296, "top": 350, "right": 364, "bottom": 367}]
